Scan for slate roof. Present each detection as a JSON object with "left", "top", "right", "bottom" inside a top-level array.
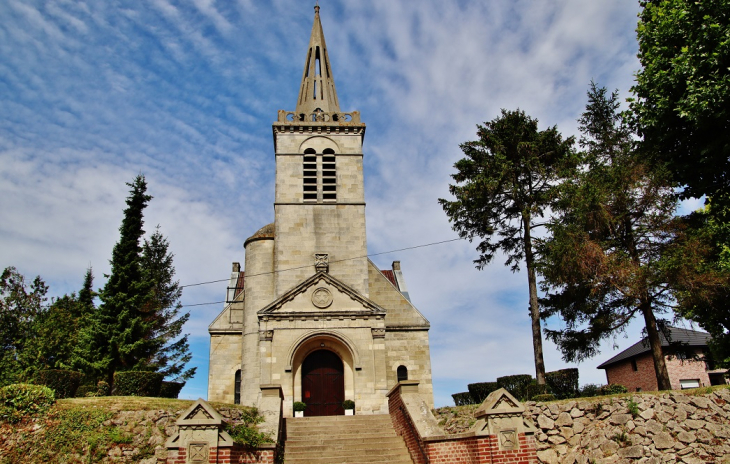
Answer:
[
  {"left": 597, "top": 326, "right": 712, "bottom": 369},
  {"left": 233, "top": 272, "right": 244, "bottom": 299}
]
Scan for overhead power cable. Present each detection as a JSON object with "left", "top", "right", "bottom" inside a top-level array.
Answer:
[{"left": 179, "top": 237, "right": 461, "bottom": 308}]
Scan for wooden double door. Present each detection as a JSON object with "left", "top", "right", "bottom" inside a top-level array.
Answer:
[{"left": 301, "top": 350, "right": 344, "bottom": 416}]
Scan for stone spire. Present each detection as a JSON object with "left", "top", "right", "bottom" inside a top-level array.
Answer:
[{"left": 295, "top": 4, "right": 340, "bottom": 115}]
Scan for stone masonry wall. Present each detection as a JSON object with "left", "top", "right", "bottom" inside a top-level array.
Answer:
[{"left": 526, "top": 388, "right": 730, "bottom": 463}]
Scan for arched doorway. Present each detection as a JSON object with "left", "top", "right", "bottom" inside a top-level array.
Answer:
[{"left": 301, "top": 350, "right": 344, "bottom": 416}]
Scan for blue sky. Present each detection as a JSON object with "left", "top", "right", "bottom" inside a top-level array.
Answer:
[{"left": 0, "top": 0, "right": 699, "bottom": 407}]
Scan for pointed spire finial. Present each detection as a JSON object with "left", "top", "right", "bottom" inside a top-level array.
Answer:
[{"left": 295, "top": 3, "right": 340, "bottom": 115}]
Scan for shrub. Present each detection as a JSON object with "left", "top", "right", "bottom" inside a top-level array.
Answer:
[
  {"left": 224, "top": 422, "right": 272, "bottom": 449},
  {"left": 451, "top": 392, "right": 476, "bottom": 406},
  {"left": 0, "top": 383, "right": 55, "bottom": 423},
  {"left": 496, "top": 375, "right": 533, "bottom": 400},
  {"left": 531, "top": 394, "right": 556, "bottom": 402},
  {"left": 578, "top": 383, "right": 601, "bottom": 397},
  {"left": 342, "top": 400, "right": 355, "bottom": 410},
  {"left": 112, "top": 371, "right": 163, "bottom": 397},
  {"left": 525, "top": 382, "right": 549, "bottom": 400},
  {"left": 34, "top": 369, "right": 83, "bottom": 399},
  {"left": 545, "top": 368, "right": 579, "bottom": 399},
  {"left": 158, "top": 381, "right": 185, "bottom": 399},
  {"left": 627, "top": 397, "right": 639, "bottom": 417},
  {"left": 600, "top": 384, "right": 628, "bottom": 395},
  {"left": 293, "top": 401, "right": 307, "bottom": 412},
  {"left": 467, "top": 382, "right": 500, "bottom": 403},
  {"left": 96, "top": 380, "right": 110, "bottom": 396},
  {"left": 76, "top": 385, "right": 96, "bottom": 397}
]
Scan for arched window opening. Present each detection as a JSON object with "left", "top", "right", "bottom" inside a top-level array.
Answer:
[
  {"left": 234, "top": 370, "right": 241, "bottom": 404},
  {"left": 397, "top": 365, "right": 408, "bottom": 383}
]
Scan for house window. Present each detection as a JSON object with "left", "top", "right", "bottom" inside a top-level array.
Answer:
[
  {"left": 679, "top": 379, "right": 700, "bottom": 390},
  {"left": 234, "top": 370, "right": 241, "bottom": 404},
  {"left": 302, "top": 148, "right": 336, "bottom": 202},
  {"left": 631, "top": 359, "right": 638, "bottom": 371},
  {"left": 397, "top": 365, "right": 408, "bottom": 382}
]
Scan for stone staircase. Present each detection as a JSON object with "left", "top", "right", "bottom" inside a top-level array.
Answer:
[{"left": 283, "top": 414, "right": 414, "bottom": 464}]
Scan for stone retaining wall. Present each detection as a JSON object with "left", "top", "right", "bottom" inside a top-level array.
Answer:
[{"left": 526, "top": 388, "right": 730, "bottom": 463}]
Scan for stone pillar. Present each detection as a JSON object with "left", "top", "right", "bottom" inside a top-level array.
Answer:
[{"left": 165, "top": 399, "right": 233, "bottom": 464}]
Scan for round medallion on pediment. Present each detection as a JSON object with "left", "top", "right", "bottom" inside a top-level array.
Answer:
[{"left": 312, "top": 287, "right": 333, "bottom": 308}]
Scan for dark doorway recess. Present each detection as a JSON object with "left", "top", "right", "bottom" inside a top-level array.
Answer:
[{"left": 302, "top": 349, "right": 344, "bottom": 416}]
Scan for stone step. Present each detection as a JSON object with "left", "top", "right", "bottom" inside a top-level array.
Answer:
[{"left": 284, "top": 414, "right": 413, "bottom": 464}]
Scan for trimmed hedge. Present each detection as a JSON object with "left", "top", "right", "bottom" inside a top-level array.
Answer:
[
  {"left": 496, "top": 374, "right": 533, "bottom": 400},
  {"left": 451, "top": 392, "right": 476, "bottom": 406},
  {"left": 600, "top": 384, "right": 628, "bottom": 395},
  {"left": 34, "top": 369, "right": 82, "bottom": 399},
  {"left": 112, "top": 371, "right": 163, "bottom": 397},
  {"left": 525, "top": 383, "right": 549, "bottom": 400},
  {"left": 159, "top": 381, "right": 185, "bottom": 399},
  {"left": 0, "top": 384, "right": 55, "bottom": 423},
  {"left": 467, "top": 382, "right": 500, "bottom": 404},
  {"left": 545, "top": 368, "right": 579, "bottom": 399}
]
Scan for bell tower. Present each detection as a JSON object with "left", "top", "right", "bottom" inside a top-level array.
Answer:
[{"left": 271, "top": 5, "right": 368, "bottom": 297}]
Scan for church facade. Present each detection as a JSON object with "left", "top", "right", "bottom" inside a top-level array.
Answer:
[{"left": 207, "top": 6, "right": 433, "bottom": 417}]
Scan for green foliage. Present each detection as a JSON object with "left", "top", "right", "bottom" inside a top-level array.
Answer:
[
  {"left": 627, "top": 397, "right": 639, "bottom": 418},
  {"left": 112, "top": 371, "right": 163, "bottom": 397},
  {"left": 75, "top": 176, "right": 155, "bottom": 386},
  {"left": 0, "top": 267, "right": 48, "bottom": 386},
  {"left": 600, "top": 384, "right": 628, "bottom": 395},
  {"left": 96, "top": 380, "right": 110, "bottom": 396},
  {"left": 224, "top": 406, "right": 272, "bottom": 449},
  {"left": 138, "top": 227, "right": 196, "bottom": 382},
  {"left": 545, "top": 368, "right": 579, "bottom": 399},
  {"left": 451, "top": 392, "right": 476, "bottom": 406},
  {"left": 34, "top": 369, "right": 83, "bottom": 399},
  {"left": 292, "top": 401, "right": 307, "bottom": 412},
  {"left": 467, "top": 382, "right": 500, "bottom": 404},
  {"left": 579, "top": 384, "right": 602, "bottom": 398},
  {"left": 531, "top": 394, "right": 556, "bottom": 402},
  {"left": 440, "top": 109, "right": 575, "bottom": 384},
  {"left": 540, "top": 83, "right": 677, "bottom": 390},
  {"left": 525, "top": 382, "right": 549, "bottom": 400},
  {"left": 496, "top": 374, "right": 534, "bottom": 400},
  {"left": 612, "top": 429, "right": 631, "bottom": 446},
  {"left": 158, "top": 381, "right": 185, "bottom": 398},
  {"left": 0, "top": 383, "right": 55, "bottom": 423},
  {"left": 342, "top": 399, "right": 355, "bottom": 409},
  {"left": 630, "top": 0, "right": 730, "bottom": 201}
]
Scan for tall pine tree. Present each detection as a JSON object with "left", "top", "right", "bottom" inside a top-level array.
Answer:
[
  {"left": 140, "top": 227, "right": 196, "bottom": 381},
  {"left": 78, "top": 175, "right": 155, "bottom": 386}
]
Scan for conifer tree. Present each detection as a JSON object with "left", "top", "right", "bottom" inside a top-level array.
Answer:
[
  {"left": 78, "top": 175, "right": 155, "bottom": 386},
  {"left": 140, "top": 227, "right": 196, "bottom": 381},
  {"left": 440, "top": 109, "right": 575, "bottom": 385},
  {"left": 540, "top": 84, "right": 678, "bottom": 390}
]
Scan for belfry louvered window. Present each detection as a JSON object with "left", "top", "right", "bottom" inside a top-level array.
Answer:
[{"left": 302, "top": 148, "right": 336, "bottom": 202}]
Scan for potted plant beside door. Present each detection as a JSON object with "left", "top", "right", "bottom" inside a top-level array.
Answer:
[
  {"left": 293, "top": 401, "right": 306, "bottom": 417},
  {"left": 343, "top": 400, "right": 355, "bottom": 416}
]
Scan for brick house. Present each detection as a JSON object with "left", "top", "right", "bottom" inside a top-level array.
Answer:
[{"left": 597, "top": 327, "right": 728, "bottom": 392}]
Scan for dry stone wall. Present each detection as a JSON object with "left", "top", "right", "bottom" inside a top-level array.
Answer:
[{"left": 526, "top": 388, "right": 730, "bottom": 464}]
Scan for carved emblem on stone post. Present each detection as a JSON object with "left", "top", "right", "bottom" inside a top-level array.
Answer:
[
  {"left": 499, "top": 429, "right": 517, "bottom": 450},
  {"left": 371, "top": 328, "right": 386, "bottom": 339},
  {"left": 315, "top": 253, "right": 329, "bottom": 272},
  {"left": 189, "top": 443, "right": 209, "bottom": 462}
]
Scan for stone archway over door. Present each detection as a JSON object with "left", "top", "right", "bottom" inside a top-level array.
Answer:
[{"left": 302, "top": 350, "right": 344, "bottom": 416}]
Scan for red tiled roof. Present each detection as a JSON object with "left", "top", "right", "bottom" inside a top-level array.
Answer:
[
  {"left": 381, "top": 270, "right": 397, "bottom": 288},
  {"left": 234, "top": 272, "right": 244, "bottom": 298}
]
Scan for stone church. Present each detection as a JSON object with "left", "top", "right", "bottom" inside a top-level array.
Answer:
[{"left": 207, "top": 5, "right": 433, "bottom": 417}]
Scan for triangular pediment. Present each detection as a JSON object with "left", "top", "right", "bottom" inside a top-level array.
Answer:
[
  {"left": 474, "top": 388, "right": 525, "bottom": 418},
  {"left": 258, "top": 272, "right": 386, "bottom": 317},
  {"left": 175, "top": 398, "right": 223, "bottom": 426}
]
